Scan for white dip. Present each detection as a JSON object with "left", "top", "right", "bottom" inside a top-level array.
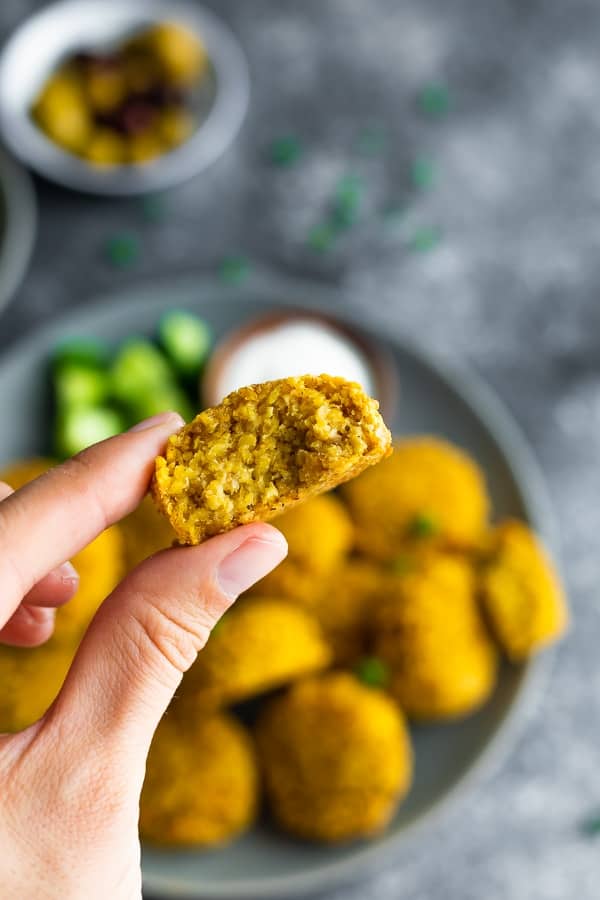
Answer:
[{"left": 217, "top": 319, "right": 376, "bottom": 400}]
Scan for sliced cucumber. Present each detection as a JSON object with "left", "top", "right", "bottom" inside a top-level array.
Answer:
[
  {"left": 110, "top": 339, "right": 174, "bottom": 404},
  {"left": 55, "top": 406, "right": 126, "bottom": 459},
  {"left": 127, "top": 387, "right": 193, "bottom": 425},
  {"left": 158, "top": 310, "right": 211, "bottom": 377},
  {"left": 53, "top": 337, "right": 110, "bottom": 369},
  {"left": 54, "top": 362, "right": 109, "bottom": 410}
]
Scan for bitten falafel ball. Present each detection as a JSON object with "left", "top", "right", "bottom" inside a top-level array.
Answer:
[
  {"left": 373, "top": 555, "right": 497, "bottom": 720},
  {"left": 256, "top": 673, "right": 412, "bottom": 842},
  {"left": 152, "top": 375, "right": 391, "bottom": 545},
  {"left": 341, "top": 437, "right": 489, "bottom": 562},
  {"left": 140, "top": 712, "right": 258, "bottom": 847},
  {"left": 0, "top": 457, "right": 125, "bottom": 644},
  {"left": 479, "top": 519, "right": 568, "bottom": 661},
  {"left": 248, "top": 494, "right": 353, "bottom": 604},
  {"left": 179, "top": 598, "right": 331, "bottom": 710}
]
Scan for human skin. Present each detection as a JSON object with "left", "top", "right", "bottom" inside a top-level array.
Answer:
[{"left": 0, "top": 411, "right": 287, "bottom": 900}]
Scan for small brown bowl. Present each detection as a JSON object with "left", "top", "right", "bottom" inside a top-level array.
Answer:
[{"left": 202, "top": 309, "right": 398, "bottom": 421}]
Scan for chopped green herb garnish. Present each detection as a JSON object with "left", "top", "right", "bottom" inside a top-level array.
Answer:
[
  {"left": 408, "top": 512, "right": 439, "bottom": 538},
  {"left": 411, "top": 158, "right": 436, "bottom": 190},
  {"left": 308, "top": 223, "right": 336, "bottom": 252},
  {"left": 355, "top": 125, "right": 387, "bottom": 157},
  {"left": 269, "top": 135, "right": 302, "bottom": 166},
  {"left": 219, "top": 256, "right": 250, "bottom": 284},
  {"left": 580, "top": 813, "right": 600, "bottom": 837},
  {"left": 354, "top": 657, "right": 390, "bottom": 689},
  {"left": 105, "top": 233, "right": 140, "bottom": 268},
  {"left": 418, "top": 83, "right": 451, "bottom": 117},
  {"left": 409, "top": 226, "right": 441, "bottom": 252},
  {"left": 333, "top": 174, "right": 363, "bottom": 229}
]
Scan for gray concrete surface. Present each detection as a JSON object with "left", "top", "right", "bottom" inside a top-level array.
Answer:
[{"left": 0, "top": 1, "right": 598, "bottom": 898}]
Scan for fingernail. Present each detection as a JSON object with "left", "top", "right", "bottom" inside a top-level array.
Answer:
[
  {"left": 128, "top": 411, "right": 186, "bottom": 433},
  {"left": 57, "top": 560, "right": 79, "bottom": 587},
  {"left": 217, "top": 534, "right": 288, "bottom": 599}
]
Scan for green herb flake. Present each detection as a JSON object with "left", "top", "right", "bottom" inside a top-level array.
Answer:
[
  {"left": 409, "top": 226, "right": 441, "bottom": 253},
  {"left": 219, "top": 256, "right": 250, "bottom": 284},
  {"left": 580, "top": 813, "right": 600, "bottom": 837},
  {"left": 105, "top": 233, "right": 140, "bottom": 268},
  {"left": 332, "top": 174, "right": 363, "bottom": 230},
  {"left": 419, "top": 83, "right": 451, "bottom": 117},
  {"left": 354, "top": 657, "right": 390, "bottom": 689},
  {"left": 411, "top": 158, "right": 436, "bottom": 190},
  {"left": 408, "top": 512, "right": 439, "bottom": 539},
  {"left": 355, "top": 125, "right": 387, "bottom": 157},
  {"left": 269, "top": 135, "right": 302, "bottom": 166},
  {"left": 308, "top": 222, "right": 336, "bottom": 252}
]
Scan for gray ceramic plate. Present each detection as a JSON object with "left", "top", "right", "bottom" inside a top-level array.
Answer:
[
  {"left": 0, "top": 145, "right": 37, "bottom": 315},
  {"left": 0, "top": 272, "right": 556, "bottom": 899}
]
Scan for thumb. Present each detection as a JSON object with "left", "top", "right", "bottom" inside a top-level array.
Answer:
[{"left": 46, "top": 522, "right": 287, "bottom": 768}]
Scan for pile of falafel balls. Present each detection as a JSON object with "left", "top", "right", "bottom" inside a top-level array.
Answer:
[{"left": 0, "top": 437, "right": 567, "bottom": 847}]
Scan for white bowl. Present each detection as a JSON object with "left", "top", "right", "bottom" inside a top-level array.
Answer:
[{"left": 0, "top": 0, "right": 249, "bottom": 195}]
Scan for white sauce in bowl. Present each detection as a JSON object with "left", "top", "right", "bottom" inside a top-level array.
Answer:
[{"left": 215, "top": 319, "right": 376, "bottom": 400}]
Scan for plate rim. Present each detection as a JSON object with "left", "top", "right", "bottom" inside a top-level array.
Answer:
[
  {"left": 0, "top": 145, "right": 37, "bottom": 316},
  {"left": 0, "top": 270, "right": 558, "bottom": 899}
]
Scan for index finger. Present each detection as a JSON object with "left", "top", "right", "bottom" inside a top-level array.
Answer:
[{"left": 0, "top": 411, "right": 183, "bottom": 623}]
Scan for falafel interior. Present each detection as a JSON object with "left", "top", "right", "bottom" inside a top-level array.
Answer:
[{"left": 152, "top": 374, "right": 392, "bottom": 544}]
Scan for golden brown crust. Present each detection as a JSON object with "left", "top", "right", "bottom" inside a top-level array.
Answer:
[
  {"left": 140, "top": 712, "right": 258, "bottom": 847},
  {"left": 177, "top": 598, "right": 331, "bottom": 710},
  {"left": 256, "top": 673, "right": 412, "bottom": 842},
  {"left": 342, "top": 437, "right": 490, "bottom": 561},
  {"left": 373, "top": 555, "right": 498, "bottom": 721},
  {"left": 152, "top": 375, "right": 391, "bottom": 545},
  {"left": 478, "top": 519, "right": 568, "bottom": 661}
]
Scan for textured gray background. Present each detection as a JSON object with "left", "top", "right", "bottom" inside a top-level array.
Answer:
[{"left": 0, "top": 1, "right": 598, "bottom": 899}]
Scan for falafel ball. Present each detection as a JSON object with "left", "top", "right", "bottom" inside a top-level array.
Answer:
[
  {"left": 140, "top": 712, "right": 258, "bottom": 847},
  {"left": 0, "top": 457, "right": 125, "bottom": 644},
  {"left": 0, "top": 642, "right": 73, "bottom": 732},
  {"left": 341, "top": 437, "right": 489, "bottom": 562},
  {"left": 256, "top": 673, "right": 412, "bottom": 842},
  {"left": 152, "top": 375, "right": 392, "bottom": 545},
  {"left": 179, "top": 598, "right": 331, "bottom": 710},
  {"left": 56, "top": 525, "right": 124, "bottom": 643},
  {"left": 119, "top": 495, "right": 175, "bottom": 573},
  {"left": 248, "top": 494, "right": 354, "bottom": 604},
  {"left": 479, "top": 519, "right": 568, "bottom": 661},
  {"left": 314, "top": 559, "right": 392, "bottom": 665},
  {"left": 373, "top": 555, "right": 498, "bottom": 720},
  {"left": 0, "top": 456, "right": 55, "bottom": 489}
]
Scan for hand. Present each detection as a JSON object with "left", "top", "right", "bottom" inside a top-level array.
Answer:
[{"left": 0, "top": 412, "right": 287, "bottom": 900}]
